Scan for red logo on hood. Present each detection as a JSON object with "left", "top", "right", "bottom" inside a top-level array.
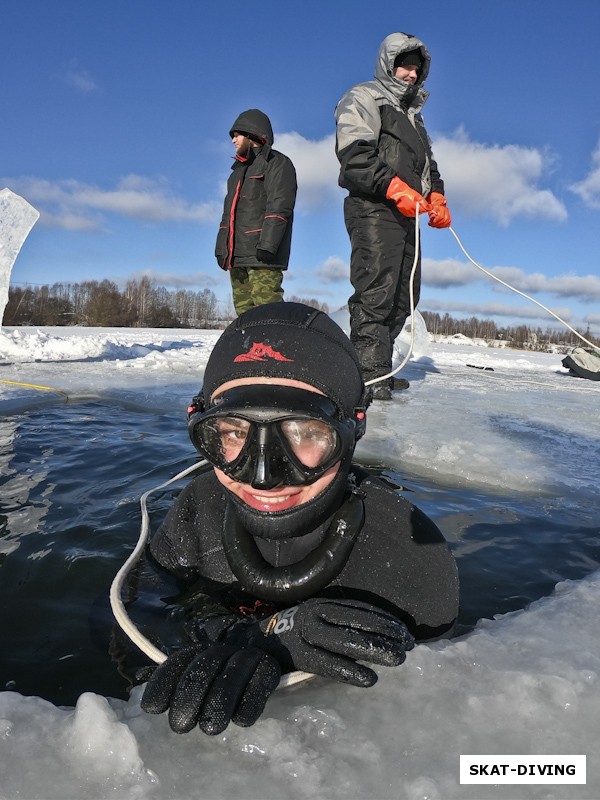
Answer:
[{"left": 234, "top": 342, "right": 294, "bottom": 362}]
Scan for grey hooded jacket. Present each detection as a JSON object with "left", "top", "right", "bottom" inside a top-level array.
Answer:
[
  {"left": 335, "top": 32, "right": 444, "bottom": 201},
  {"left": 215, "top": 109, "right": 297, "bottom": 271}
]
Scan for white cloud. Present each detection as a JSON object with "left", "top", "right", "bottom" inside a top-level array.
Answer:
[
  {"left": 275, "top": 132, "right": 342, "bottom": 210},
  {"left": 1, "top": 126, "right": 574, "bottom": 237},
  {"left": 489, "top": 267, "right": 600, "bottom": 302},
  {"left": 422, "top": 258, "right": 475, "bottom": 288},
  {"left": 315, "top": 256, "right": 348, "bottom": 283},
  {"left": 2, "top": 175, "right": 221, "bottom": 231},
  {"left": 124, "top": 269, "right": 222, "bottom": 289},
  {"left": 569, "top": 139, "right": 600, "bottom": 208},
  {"left": 63, "top": 61, "right": 98, "bottom": 93},
  {"left": 423, "top": 256, "right": 600, "bottom": 303},
  {"left": 38, "top": 210, "right": 104, "bottom": 232},
  {"left": 74, "top": 175, "right": 220, "bottom": 222},
  {"left": 431, "top": 127, "right": 567, "bottom": 225},
  {"left": 421, "top": 297, "right": 574, "bottom": 323},
  {"left": 276, "top": 127, "right": 568, "bottom": 224}
]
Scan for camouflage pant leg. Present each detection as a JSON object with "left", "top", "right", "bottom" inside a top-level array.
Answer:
[
  {"left": 248, "top": 268, "right": 284, "bottom": 308},
  {"left": 230, "top": 267, "right": 254, "bottom": 315},
  {"left": 231, "top": 267, "right": 284, "bottom": 315}
]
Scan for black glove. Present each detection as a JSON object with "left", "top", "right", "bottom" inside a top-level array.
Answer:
[
  {"left": 223, "top": 597, "right": 415, "bottom": 688},
  {"left": 140, "top": 643, "right": 281, "bottom": 736},
  {"left": 256, "top": 247, "right": 275, "bottom": 263}
]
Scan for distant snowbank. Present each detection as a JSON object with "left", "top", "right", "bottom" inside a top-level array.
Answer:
[
  {"left": 0, "top": 326, "right": 220, "bottom": 362},
  {"left": 429, "top": 332, "right": 573, "bottom": 354},
  {"left": 1, "top": 322, "right": 575, "bottom": 369},
  {"left": 431, "top": 332, "right": 502, "bottom": 347}
]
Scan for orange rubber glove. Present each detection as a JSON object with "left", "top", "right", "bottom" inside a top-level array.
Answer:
[
  {"left": 427, "top": 191, "right": 452, "bottom": 228},
  {"left": 386, "top": 176, "right": 431, "bottom": 217}
]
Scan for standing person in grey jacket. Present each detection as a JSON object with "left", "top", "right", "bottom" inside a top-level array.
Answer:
[
  {"left": 335, "top": 33, "right": 452, "bottom": 401},
  {"left": 215, "top": 109, "right": 297, "bottom": 315}
]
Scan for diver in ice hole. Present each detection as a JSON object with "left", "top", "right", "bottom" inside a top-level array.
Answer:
[{"left": 140, "top": 302, "right": 459, "bottom": 735}]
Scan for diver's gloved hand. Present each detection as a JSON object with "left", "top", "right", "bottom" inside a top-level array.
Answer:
[
  {"left": 224, "top": 597, "right": 415, "bottom": 687},
  {"left": 140, "top": 643, "right": 281, "bottom": 736}
]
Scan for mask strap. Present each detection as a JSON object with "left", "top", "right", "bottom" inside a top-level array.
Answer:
[
  {"left": 353, "top": 386, "right": 370, "bottom": 441},
  {"left": 187, "top": 389, "right": 205, "bottom": 417}
]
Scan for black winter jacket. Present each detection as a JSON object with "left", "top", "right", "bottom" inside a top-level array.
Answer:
[
  {"left": 149, "top": 466, "right": 459, "bottom": 641},
  {"left": 335, "top": 33, "right": 444, "bottom": 201},
  {"left": 215, "top": 109, "right": 297, "bottom": 271}
]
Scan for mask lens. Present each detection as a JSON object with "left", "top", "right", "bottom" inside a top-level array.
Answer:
[
  {"left": 280, "top": 419, "right": 338, "bottom": 468},
  {"left": 188, "top": 385, "right": 357, "bottom": 486},
  {"left": 199, "top": 416, "right": 252, "bottom": 463}
]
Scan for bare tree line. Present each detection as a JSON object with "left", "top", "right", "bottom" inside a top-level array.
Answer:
[
  {"left": 4, "top": 280, "right": 331, "bottom": 329},
  {"left": 421, "top": 310, "right": 599, "bottom": 350},
  {"left": 5, "top": 277, "right": 222, "bottom": 328},
  {"left": 5, "top": 280, "right": 595, "bottom": 349}
]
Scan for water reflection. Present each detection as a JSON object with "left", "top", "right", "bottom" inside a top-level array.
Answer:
[{"left": 0, "top": 417, "right": 53, "bottom": 557}]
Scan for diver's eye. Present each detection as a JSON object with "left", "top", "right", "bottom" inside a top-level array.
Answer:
[
  {"left": 205, "top": 416, "right": 251, "bottom": 461},
  {"left": 281, "top": 419, "right": 338, "bottom": 468}
]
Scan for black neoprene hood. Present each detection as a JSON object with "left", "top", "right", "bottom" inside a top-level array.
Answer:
[{"left": 202, "top": 302, "right": 365, "bottom": 420}]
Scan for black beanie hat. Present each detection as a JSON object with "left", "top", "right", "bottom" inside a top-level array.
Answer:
[
  {"left": 202, "top": 302, "right": 365, "bottom": 419},
  {"left": 394, "top": 48, "right": 423, "bottom": 70}
]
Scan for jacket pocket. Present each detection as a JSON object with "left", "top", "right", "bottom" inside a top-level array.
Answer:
[{"left": 240, "top": 173, "right": 265, "bottom": 201}]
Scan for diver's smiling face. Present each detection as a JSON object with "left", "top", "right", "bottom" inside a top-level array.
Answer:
[
  {"left": 211, "top": 377, "right": 341, "bottom": 510},
  {"left": 214, "top": 464, "right": 340, "bottom": 512}
]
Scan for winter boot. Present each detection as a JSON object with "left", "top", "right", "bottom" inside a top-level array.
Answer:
[{"left": 371, "top": 384, "right": 393, "bottom": 401}]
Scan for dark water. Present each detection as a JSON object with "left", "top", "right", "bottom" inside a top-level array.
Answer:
[{"left": 1, "top": 400, "right": 599, "bottom": 706}]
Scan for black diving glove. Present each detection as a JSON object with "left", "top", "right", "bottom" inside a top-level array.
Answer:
[
  {"left": 140, "top": 643, "right": 281, "bottom": 736},
  {"left": 222, "top": 597, "right": 415, "bottom": 687}
]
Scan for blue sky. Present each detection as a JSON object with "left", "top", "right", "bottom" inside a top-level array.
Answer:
[{"left": 3, "top": 0, "right": 600, "bottom": 334}]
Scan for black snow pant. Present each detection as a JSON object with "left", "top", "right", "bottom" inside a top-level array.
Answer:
[{"left": 344, "top": 195, "right": 421, "bottom": 384}]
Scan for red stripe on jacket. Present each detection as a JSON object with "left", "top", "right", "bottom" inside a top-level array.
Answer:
[{"left": 225, "top": 180, "right": 242, "bottom": 270}]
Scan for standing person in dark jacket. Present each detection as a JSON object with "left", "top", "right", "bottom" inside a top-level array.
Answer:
[
  {"left": 335, "top": 33, "right": 452, "bottom": 401},
  {"left": 139, "top": 302, "right": 459, "bottom": 736},
  {"left": 215, "top": 109, "right": 297, "bottom": 315}
]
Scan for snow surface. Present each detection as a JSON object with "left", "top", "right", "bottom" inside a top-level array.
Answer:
[{"left": 1, "top": 322, "right": 599, "bottom": 800}]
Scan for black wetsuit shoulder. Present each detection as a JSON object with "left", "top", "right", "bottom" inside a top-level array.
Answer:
[
  {"left": 149, "top": 467, "right": 229, "bottom": 583},
  {"left": 326, "top": 471, "right": 459, "bottom": 638}
]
